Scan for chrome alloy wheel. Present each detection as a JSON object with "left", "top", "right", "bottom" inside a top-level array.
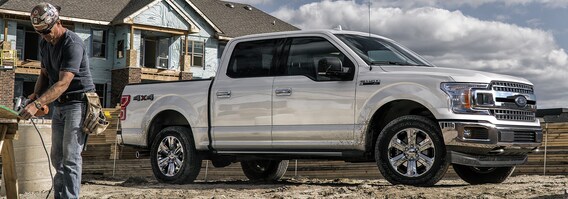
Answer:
[
  {"left": 388, "top": 128, "right": 435, "bottom": 177},
  {"left": 157, "top": 136, "right": 184, "bottom": 177}
]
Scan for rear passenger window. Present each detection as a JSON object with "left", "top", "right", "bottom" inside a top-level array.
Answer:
[
  {"left": 286, "top": 37, "right": 354, "bottom": 81},
  {"left": 227, "top": 39, "right": 278, "bottom": 78}
]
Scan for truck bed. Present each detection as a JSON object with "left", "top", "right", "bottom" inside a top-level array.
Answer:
[{"left": 120, "top": 79, "right": 212, "bottom": 147}]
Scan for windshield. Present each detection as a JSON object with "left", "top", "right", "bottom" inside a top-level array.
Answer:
[{"left": 335, "top": 34, "right": 433, "bottom": 67}]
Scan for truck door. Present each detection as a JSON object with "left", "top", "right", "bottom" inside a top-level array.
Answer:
[
  {"left": 210, "top": 39, "right": 283, "bottom": 150},
  {"left": 272, "top": 36, "right": 357, "bottom": 150}
]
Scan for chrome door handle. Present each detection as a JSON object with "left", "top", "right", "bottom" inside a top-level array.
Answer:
[
  {"left": 275, "top": 88, "right": 292, "bottom": 96},
  {"left": 216, "top": 90, "right": 231, "bottom": 98}
]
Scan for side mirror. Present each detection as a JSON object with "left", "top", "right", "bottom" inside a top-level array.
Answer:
[{"left": 317, "top": 57, "right": 351, "bottom": 77}]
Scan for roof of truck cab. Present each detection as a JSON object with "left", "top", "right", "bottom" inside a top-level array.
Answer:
[{"left": 231, "top": 29, "right": 392, "bottom": 41}]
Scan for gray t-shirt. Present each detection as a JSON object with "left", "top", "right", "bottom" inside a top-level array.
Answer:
[{"left": 40, "top": 30, "right": 95, "bottom": 98}]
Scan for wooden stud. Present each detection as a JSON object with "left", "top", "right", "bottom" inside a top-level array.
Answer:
[
  {"left": 130, "top": 25, "right": 134, "bottom": 50},
  {"left": 4, "top": 19, "right": 7, "bottom": 43},
  {"left": 132, "top": 24, "right": 186, "bottom": 35}
]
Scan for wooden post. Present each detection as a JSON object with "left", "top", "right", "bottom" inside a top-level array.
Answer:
[
  {"left": 185, "top": 34, "right": 190, "bottom": 71},
  {"left": 130, "top": 25, "right": 134, "bottom": 51},
  {"left": 0, "top": 122, "right": 19, "bottom": 199},
  {"left": 185, "top": 34, "right": 189, "bottom": 56},
  {"left": 2, "top": 139, "right": 18, "bottom": 198},
  {"left": 4, "top": 19, "right": 7, "bottom": 43}
]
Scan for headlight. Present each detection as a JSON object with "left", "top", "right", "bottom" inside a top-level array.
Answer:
[{"left": 441, "top": 82, "right": 490, "bottom": 115}]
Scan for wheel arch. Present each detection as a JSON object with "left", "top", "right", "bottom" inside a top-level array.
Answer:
[
  {"left": 140, "top": 95, "right": 204, "bottom": 148},
  {"left": 364, "top": 99, "right": 438, "bottom": 156},
  {"left": 146, "top": 110, "right": 192, "bottom": 147}
]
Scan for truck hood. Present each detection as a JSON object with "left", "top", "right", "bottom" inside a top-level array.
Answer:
[{"left": 378, "top": 66, "right": 532, "bottom": 84}]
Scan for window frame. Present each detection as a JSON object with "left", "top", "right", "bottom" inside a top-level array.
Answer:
[
  {"left": 91, "top": 28, "right": 108, "bottom": 59},
  {"left": 225, "top": 38, "right": 285, "bottom": 78},
  {"left": 94, "top": 83, "right": 108, "bottom": 108},
  {"left": 278, "top": 36, "right": 356, "bottom": 82},
  {"left": 182, "top": 39, "right": 205, "bottom": 67}
]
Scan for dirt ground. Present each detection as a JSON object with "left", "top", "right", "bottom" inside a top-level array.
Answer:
[{"left": 9, "top": 175, "right": 567, "bottom": 199}]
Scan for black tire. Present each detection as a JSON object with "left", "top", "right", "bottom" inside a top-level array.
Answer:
[
  {"left": 150, "top": 126, "right": 202, "bottom": 184},
  {"left": 241, "top": 160, "right": 289, "bottom": 182},
  {"left": 375, "top": 115, "right": 449, "bottom": 186},
  {"left": 453, "top": 164, "right": 515, "bottom": 185}
]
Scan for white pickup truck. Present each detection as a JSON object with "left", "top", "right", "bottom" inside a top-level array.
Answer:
[{"left": 120, "top": 30, "right": 542, "bottom": 186}]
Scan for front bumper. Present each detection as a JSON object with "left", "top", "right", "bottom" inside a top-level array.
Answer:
[
  {"left": 449, "top": 151, "right": 528, "bottom": 167},
  {"left": 439, "top": 121, "right": 542, "bottom": 155}
]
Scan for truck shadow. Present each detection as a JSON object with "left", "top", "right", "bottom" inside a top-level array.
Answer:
[{"left": 109, "top": 177, "right": 469, "bottom": 189}]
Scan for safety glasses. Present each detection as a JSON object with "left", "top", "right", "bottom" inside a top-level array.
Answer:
[{"left": 35, "top": 27, "right": 52, "bottom": 35}]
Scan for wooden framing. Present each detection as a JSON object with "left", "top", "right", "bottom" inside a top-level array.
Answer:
[
  {"left": 3, "top": 18, "right": 7, "bottom": 43},
  {"left": 140, "top": 67, "right": 180, "bottom": 81},
  {"left": 130, "top": 25, "right": 134, "bottom": 50},
  {"left": 132, "top": 24, "right": 192, "bottom": 80},
  {"left": 132, "top": 24, "right": 187, "bottom": 35},
  {"left": 14, "top": 60, "right": 41, "bottom": 75}
]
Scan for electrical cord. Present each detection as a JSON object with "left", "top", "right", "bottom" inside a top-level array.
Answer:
[{"left": 30, "top": 119, "right": 53, "bottom": 199}]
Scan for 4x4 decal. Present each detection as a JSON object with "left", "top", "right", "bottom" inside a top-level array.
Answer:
[{"left": 133, "top": 94, "right": 154, "bottom": 101}]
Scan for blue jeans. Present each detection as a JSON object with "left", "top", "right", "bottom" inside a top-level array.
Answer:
[{"left": 51, "top": 102, "right": 87, "bottom": 199}]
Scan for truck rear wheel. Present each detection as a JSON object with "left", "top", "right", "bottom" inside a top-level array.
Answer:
[
  {"left": 150, "top": 126, "right": 202, "bottom": 184},
  {"left": 453, "top": 164, "right": 515, "bottom": 185},
  {"left": 375, "top": 115, "right": 449, "bottom": 186},
  {"left": 241, "top": 160, "right": 289, "bottom": 182}
]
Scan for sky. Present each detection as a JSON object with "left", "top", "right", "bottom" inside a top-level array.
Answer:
[{"left": 228, "top": 0, "right": 568, "bottom": 109}]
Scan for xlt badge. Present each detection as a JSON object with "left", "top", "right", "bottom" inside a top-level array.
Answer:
[{"left": 360, "top": 79, "right": 381, "bottom": 86}]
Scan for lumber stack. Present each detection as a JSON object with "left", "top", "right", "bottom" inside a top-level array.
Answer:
[{"left": 81, "top": 106, "right": 121, "bottom": 160}]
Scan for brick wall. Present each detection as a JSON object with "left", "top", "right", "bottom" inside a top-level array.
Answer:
[
  {"left": 111, "top": 67, "right": 141, "bottom": 106},
  {"left": 0, "top": 70, "right": 15, "bottom": 108},
  {"left": 180, "top": 71, "right": 193, "bottom": 80}
]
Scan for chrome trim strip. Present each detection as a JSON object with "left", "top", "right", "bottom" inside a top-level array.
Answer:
[{"left": 215, "top": 151, "right": 343, "bottom": 156}]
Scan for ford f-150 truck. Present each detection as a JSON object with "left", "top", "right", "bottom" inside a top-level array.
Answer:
[{"left": 120, "top": 30, "right": 542, "bottom": 186}]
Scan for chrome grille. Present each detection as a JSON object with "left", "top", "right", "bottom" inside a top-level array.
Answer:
[
  {"left": 491, "top": 81, "right": 534, "bottom": 94},
  {"left": 514, "top": 131, "right": 536, "bottom": 142},
  {"left": 493, "top": 109, "right": 535, "bottom": 122}
]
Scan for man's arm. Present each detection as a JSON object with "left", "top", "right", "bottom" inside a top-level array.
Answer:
[
  {"left": 36, "top": 70, "right": 75, "bottom": 105},
  {"left": 19, "top": 70, "right": 74, "bottom": 119}
]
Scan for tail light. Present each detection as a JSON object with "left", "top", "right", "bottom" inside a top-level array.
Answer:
[{"left": 120, "top": 95, "right": 131, "bottom": 120}]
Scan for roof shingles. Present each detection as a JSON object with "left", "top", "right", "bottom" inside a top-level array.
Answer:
[
  {"left": 189, "top": 0, "right": 298, "bottom": 38},
  {"left": 0, "top": 0, "right": 298, "bottom": 38},
  {"left": 0, "top": 0, "right": 132, "bottom": 22}
]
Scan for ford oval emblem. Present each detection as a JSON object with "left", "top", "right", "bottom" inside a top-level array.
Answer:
[{"left": 514, "top": 95, "right": 528, "bottom": 107}]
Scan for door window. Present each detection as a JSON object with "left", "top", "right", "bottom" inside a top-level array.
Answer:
[
  {"left": 227, "top": 39, "right": 280, "bottom": 78},
  {"left": 284, "top": 37, "right": 354, "bottom": 81}
]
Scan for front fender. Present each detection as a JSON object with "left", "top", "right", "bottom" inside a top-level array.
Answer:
[{"left": 357, "top": 82, "right": 448, "bottom": 125}]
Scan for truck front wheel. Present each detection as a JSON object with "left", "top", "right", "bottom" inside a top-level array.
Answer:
[
  {"left": 453, "top": 164, "right": 515, "bottom": 185},
  {"left": 375, "top": 115, "right": 449, "bottom": 186},
  {"left": 241, "top": 160, "right": 289, "bottom": 182},
  {"left": 150, "top": 126, "right": 202, "bottom": 184}
]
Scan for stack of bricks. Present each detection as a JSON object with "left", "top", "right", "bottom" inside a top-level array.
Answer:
[
  {"left": 0, "top": 69, "right": 14, "bottom": 107},
  {"left": 111, "top": 67, "right": 141, "bottom": 106}
]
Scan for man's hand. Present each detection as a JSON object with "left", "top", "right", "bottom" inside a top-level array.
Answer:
[
  {"left": 19, "top": 102, "right": 39, "bottom": 120},
  {"left": 28, "top": 93, "right": 38, "bottom": 101}
]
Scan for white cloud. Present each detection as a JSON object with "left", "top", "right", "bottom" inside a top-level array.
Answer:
[
  {"left": 526, "top": 18, "right": 544, "bottom": 27},
  {"left": 273, "top": 0, "right": 568, "bottom": 108}
]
